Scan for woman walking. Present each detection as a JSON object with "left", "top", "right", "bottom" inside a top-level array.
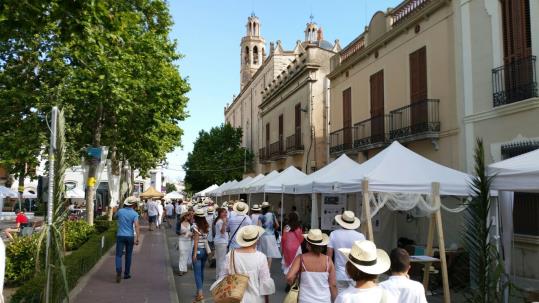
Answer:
[
  {"left": 335, "top": 240, "right": 392, "bottom": 303},
  {"left": 176, "top": 212, "right": 192, "bottom": 276},
  {"left": 250, "top": 204, "right": 261, "bottom": 224},
  {"left": 213, "top": 225, "right": 276, "bottom": 303},
  {"left": 286, "top": 229, "right": 337, "bottom": 303},
  {"left": 281, "top": 212, "right": 303, "bottom": 274},
  {"left": 191, "top": 209, "right": 210, "bottom": 302},
  {"left": 257, "top": 202, "right": 281, "bottom": 267},
  {"left": 213, "top": 208, "right": 229, "bottom": 278}
]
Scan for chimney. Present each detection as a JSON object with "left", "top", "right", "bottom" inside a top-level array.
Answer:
[{"left": 317, "top": 27, "right": 324, "bottom": 41}]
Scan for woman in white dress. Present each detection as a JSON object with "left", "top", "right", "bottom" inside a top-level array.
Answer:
[
  {"left": 213, "top": 208, "right": 229, "bottom": 278},
  {"left": 214, "top": 225, "right": 276, "bottom": 303},
  {"left": 257, "top": 202, "right": 281, "bottom": 267},
  {"left": 176, "top": 212, "right": 192, "bottom": 275},
  {"left": 286, "top": 229, "right": 337, "bottom": 303}
]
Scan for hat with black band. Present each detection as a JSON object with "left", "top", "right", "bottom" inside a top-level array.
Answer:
[{"left": 338, "top": 239, "right": 390, "bottom": 275}]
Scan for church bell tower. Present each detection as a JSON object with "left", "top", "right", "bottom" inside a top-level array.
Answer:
[{"left": 240, "top": 13, "right": 266, "bottom": 90}]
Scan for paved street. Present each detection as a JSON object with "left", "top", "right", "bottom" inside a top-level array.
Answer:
[{"left": 72, "top": 225, "right": 178, "bottom": 303}]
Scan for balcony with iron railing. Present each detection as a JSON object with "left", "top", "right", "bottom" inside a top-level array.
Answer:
[
  {"left": 269, "top": 137, "right": 286, "bottom": 160},
  {"left": 286, "top": 129, "right": 304, "bottom": 155},
  {"left": 258, "top": 147, "right": 271, "bottom": 164},
  {"left": 492, "top": 56, "right": 538, "bottom": 107},
  {"left": 389, "top": 99, "right": 440, "bottom": 142},
  {"left": 353, "top": 115, "right": 390, "bottom": 151},
  {"left": 390, "top": 0, "right": 433, "bottom": 26},
  {"left": 330, "top": 127, "right": 354, "bottom": 155}
]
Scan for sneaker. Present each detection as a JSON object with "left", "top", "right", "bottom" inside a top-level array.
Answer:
[{"left": 116, "top": 272, "right": 121, "bottom": 283}]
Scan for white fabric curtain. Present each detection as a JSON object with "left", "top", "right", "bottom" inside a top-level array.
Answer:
[
  {"left": 498, "top": 191, "right": 514, "bottom": 275},
  {"left": 107, "top": 160, "right": 121, "bottom": 208}
]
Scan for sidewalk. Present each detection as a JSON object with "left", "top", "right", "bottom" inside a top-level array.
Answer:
[{"left": 72, "top": 225, "right": 178, "bottom": 303}]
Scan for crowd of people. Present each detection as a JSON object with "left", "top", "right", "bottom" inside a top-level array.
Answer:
[{"left": 114, "top": 196, "right": 429, "bottom": 303}]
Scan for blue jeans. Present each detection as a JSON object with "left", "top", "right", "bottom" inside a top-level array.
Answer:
[
  {"left": 192, "top": 247, "right": 208, "bottom": 291},
  {"left": 115, "top": 236, "right": 135, "bottom": 275}
]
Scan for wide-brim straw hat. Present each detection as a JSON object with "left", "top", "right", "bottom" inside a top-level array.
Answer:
[
  {"left": 222, "top": 202, "right": 228, "bottom": 208},
  {"left": 236, "top": 225, "right": 265, "bottom": 247},
  {"left": 123, "top": 196, "right": 139, "bottom": 206},
  {"left": 251, "top": 204, "right": 261, "bottom": 211},
  {"left": 233, "top": 201, "right": 249, "bottom": 215},
  {"left": 303, "top": 229, "right": 329, "bottom": 246},
  {"left": 261, "top": 201, "right": 270, "bottom": 208},
  {"left": 194, "top": 209, "right": 206, "bottom": 217},
  {"left": 338, "top": 240, "right": 390, "bottom": 275},
  {"left": 335, "top": 210, "right": 361, "bottom": 230},
  {"left": 207, "top": 206, "right": 215, "bottom": 214}
]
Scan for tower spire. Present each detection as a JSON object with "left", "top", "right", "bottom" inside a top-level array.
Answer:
[{"left": 240, "top": 14, "right": 265, "bottom": 90}]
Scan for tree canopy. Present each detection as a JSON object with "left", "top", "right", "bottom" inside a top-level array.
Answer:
[
  {"left": 183, "top": 124, "right": 253, "bottom": 193},
  {"left": 0, "top": 0, "right": 189, "bottom": 178}
]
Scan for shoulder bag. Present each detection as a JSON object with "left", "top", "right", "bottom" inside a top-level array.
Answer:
[
  {"left": 211, "top": 250, "right": 249, "bottom": 303},
  {"left": 283, "top": 255, "right": 302, "bottom": 303},
  {"left": 227, "top": 216, "right": 246, "bottom": 250}
]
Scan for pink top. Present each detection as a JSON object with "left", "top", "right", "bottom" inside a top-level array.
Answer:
[{"left": 281, "top": 225, "right": 303, "bottom": 267}]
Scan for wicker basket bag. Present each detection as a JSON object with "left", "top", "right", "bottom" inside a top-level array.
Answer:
[{"left": 211, "top": 250, "right": 249, "bottom": 303}]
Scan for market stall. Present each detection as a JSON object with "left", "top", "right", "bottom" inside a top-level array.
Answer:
[{"left": 139, "top": 186, "right": 164, "bottom": 199}]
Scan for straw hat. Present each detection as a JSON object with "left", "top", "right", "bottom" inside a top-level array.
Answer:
[
  {"left": 233, "top": 201, "right": 249, "bottom": 215},
  {"left": 303, "top": 229, "right": 329, "bottom": 246},
  {"left": 235, "top": 225, "right": 265, "bottom": 247},
  {"left": 207, "top": 206, "right": 215, "bottom": 214},
  {"left": 194, "top": 209, "right": 206, "bottom": 217},
  {"left": 251, "top": 204, "right": 261, "bottom": 211},
  {"left": 261, "top": 201, "right": 270, "bottom": 208},
  {"left": 222, "top": 202, "right": 228, "bottom": 208},
  {"left": 123, "top": 196, "right": 139, "bottom": 206},
  {"left": 338, "top": 240, "right": 390, "bottom": 275},
  {"left": 335, "top": 210, "right": 361, "bottom": 230}
]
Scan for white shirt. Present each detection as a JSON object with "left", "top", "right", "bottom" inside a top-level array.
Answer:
[
  {"left": 380, "top": 276, "right": 428, "bottom": 303},
  {"left": 157, "top": 203, "right": 164, "bottom": 215},
  {"left": 147, "top": 201, "right": 159, "bottom": 216},
  {"left": 250, "top": 213, "right": 260, "bottom": 225},
  {"left": 175, "top": 203, "right": 187, "bottom": 215},
  {"left": 214, "top": 219, "right": 229, "bottom": 245},
  {"left": 328, "top": 229, "right": 366, "bottom": 281},
  {"left": 165, "top": 204, "right": 174, "bottom": 216},
  {"left": 227, "top": 214, "right": 252, "bottom": 248},
  {"left": 335, "top": 286, "right": 396, "bottom": 303},
  {"left": 206, "top": 214, "right": 215, "bottom": 241}
]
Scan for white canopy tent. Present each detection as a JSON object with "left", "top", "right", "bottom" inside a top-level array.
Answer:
[
  {"left": 223, "top": 176, "right": 253, "bottom": 196},
  {"left": 65, "top": 187, "right": 85, "bottom": 199},
  {"left": 0, "top": 186, "right": 18, "bottom": 199},
  {"left": 213, "top": 180, "right": 238, "bottom": 198},
  {"left": 195, "top": 184, "right": 219, "bottom": 197},
  {"left": 245, "top": 170, "right": 279, "bottom": 194},
  {"left": 207, "top": 182, "right": 227, "bottom": 196},
  {"left": 227, "top": 174, "right": 264, "bottom": 195},
  {"left": 488, "top": 148, "right": 539, "bottom": 295},
  {"left": 165, "top": 191, "right": 184, "bottom": 200}
]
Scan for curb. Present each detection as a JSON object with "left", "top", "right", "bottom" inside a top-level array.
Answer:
[{"left": 163, "top": 229, "right": 180, "bottom": 303}]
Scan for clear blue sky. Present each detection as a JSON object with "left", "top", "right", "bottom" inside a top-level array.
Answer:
[{"left": 164, "top": 0, "right": 402, "bottom": 180}]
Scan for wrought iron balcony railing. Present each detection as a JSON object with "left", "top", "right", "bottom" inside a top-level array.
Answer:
[
  {"left": 492, "top": 56, "right": 537, "bottom": 107},
  {"left": 258, "top": 147, "right": 270, "bottom": 163},
  {"left": 269, "top": 138, "right": 285, "bottom": 159},
  {"left": 390, "top": 0, "right": 432, "bottom": 26},
  {"left": 354, "top": 115, "right": 390, "bottom": 151},
  {"left": 389, "top": 99, "right": 440, "bottom": 141},
  {"left": 286, "top": 129, "right": 304, "bottom": 154},
  {"left": 330, "top": 126, "right": 354, "bottom": 154}
]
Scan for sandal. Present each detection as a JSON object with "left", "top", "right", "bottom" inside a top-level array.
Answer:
[{"left": 193, "top": 294, "right": 204, "bottom": 302}]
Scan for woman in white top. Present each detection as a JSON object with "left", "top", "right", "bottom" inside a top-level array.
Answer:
[
  {"left": 176, "top": 212, "right": 192, "bottom": 275},
  {"left": 250, "top": 204, "right": 261, "bottom": 224},
  {"left": 212, "top": 208, "right": 229, "bottom": 278},
  {"left": 286, "top": 229, "right": 337, "bottom": 303},
  {"left": 335, "top": 240, "right": 394, "bottom": 303},
  {"left": 214, "top": 225, "right": 275, "bottom": 303}
]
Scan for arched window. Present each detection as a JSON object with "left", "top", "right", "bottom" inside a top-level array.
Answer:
[
  {"left": 253, "top": 46, "right": 259, "bottom": 64},
  {"left": 244, "top": 46, "right": 249, "bottom": 64}
]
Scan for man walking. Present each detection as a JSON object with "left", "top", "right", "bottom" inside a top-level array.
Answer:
[
  {"left": 147, "top": 199, "right": 158, "bottom": 231},
  {"left": 115, "top": 196, "right": 141, "bottom": 283},
  {"left": 380, "top": 248, "right": 428, "bottom": 303},
  {"left": 327, "top": 210, "right": 366, "bottom": 293},
  {"left": 227, "top": 201, "right": 252, "bottom": 249}
]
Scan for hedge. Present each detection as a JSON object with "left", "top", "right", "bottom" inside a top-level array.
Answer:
[
  {"left": 64, "top": 220, "right": 96, "bottom": 251},
  {"left": 11, "top": 225, "right": 117, "bottom": 303},
  {"left": 4, "top": 235, "right": 40, "bottom": 285}
]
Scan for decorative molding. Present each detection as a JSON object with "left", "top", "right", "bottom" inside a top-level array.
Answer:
[{"left": 463, "top": 98, "right": 539, "bottom": 123}]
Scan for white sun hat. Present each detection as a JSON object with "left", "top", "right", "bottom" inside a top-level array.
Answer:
[
  {"left": 335, "top": 210, "right": 361, "bottom": 230},
  {"left": 123, "top": 196, "right": 139, "bottom": 206},
  {"left": 338, "top": 240, "right": 390, "bottom": 275},
  {"left": 261, "top": 201, "right": 270, "bottom": 208},
  {"left": 303, "top": 229, "right": 329, "bottom": 246},
  {"left": 235, "top": 225, "right": 265, "bottom": 247},
  {"left": 251, "top": 204, "right": 261, "bottom": 211},
  {"left": 233, "top": 201, "right": 249, "bottom": 215}
]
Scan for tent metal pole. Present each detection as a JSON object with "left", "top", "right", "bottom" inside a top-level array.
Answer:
[
  {"left": 248, "top": 192, "right": 251, "bottom": 207},
  {"left": 422, "top": 213, "right": 436, "bottom": 290},
  {"left": 280, "top": 189, "right": 284, "bottom": 236},
  {"left": 311, "top": 192, "right": 318, "bottom": 229},
  {"left": 361, "top": 178, "right": 374, "bottom": 240},
  {"left": 263, "top": 192, "right": 266, "bottom": 202}
]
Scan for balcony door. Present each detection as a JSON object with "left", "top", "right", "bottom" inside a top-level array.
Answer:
[
  {"left": 501, "top": 0, "right": 533, "bottom": 102},
  {"left": 409, "top": 47, "right": 428, "bottom": 133},
  {"left": 343, "top": 88, "right": 352, "bottom": 149},
  {"left": 370, "top": 70, "right": 385, "bottom": 143},
  {"left": 295, "top": 104, "right": 301, "bottom": 147},
  {"left": 278, "top": 114, "right": 284, "bottom": 153}
]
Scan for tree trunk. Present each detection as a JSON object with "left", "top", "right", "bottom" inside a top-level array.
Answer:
[
  {"left": 86, "top": 104, "right": 103, "bottom": 226},
  {"left": 106, "top": 148, "right": 120, "bottom": 221}
]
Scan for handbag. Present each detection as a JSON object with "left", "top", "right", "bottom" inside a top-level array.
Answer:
[
  {"left": 211, "top": 250, "right": 249, "bottom": 303},
  {"left": 283, "top": 255, "right": 302, "bottom": 303}
]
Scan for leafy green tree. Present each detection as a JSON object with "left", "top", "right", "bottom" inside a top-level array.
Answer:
[
  {"left": 184, "top": 124, "right": 253, "bottom": 193},
  {"left": 165, "top": 183, "right": 177, "bottom": 193}
]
